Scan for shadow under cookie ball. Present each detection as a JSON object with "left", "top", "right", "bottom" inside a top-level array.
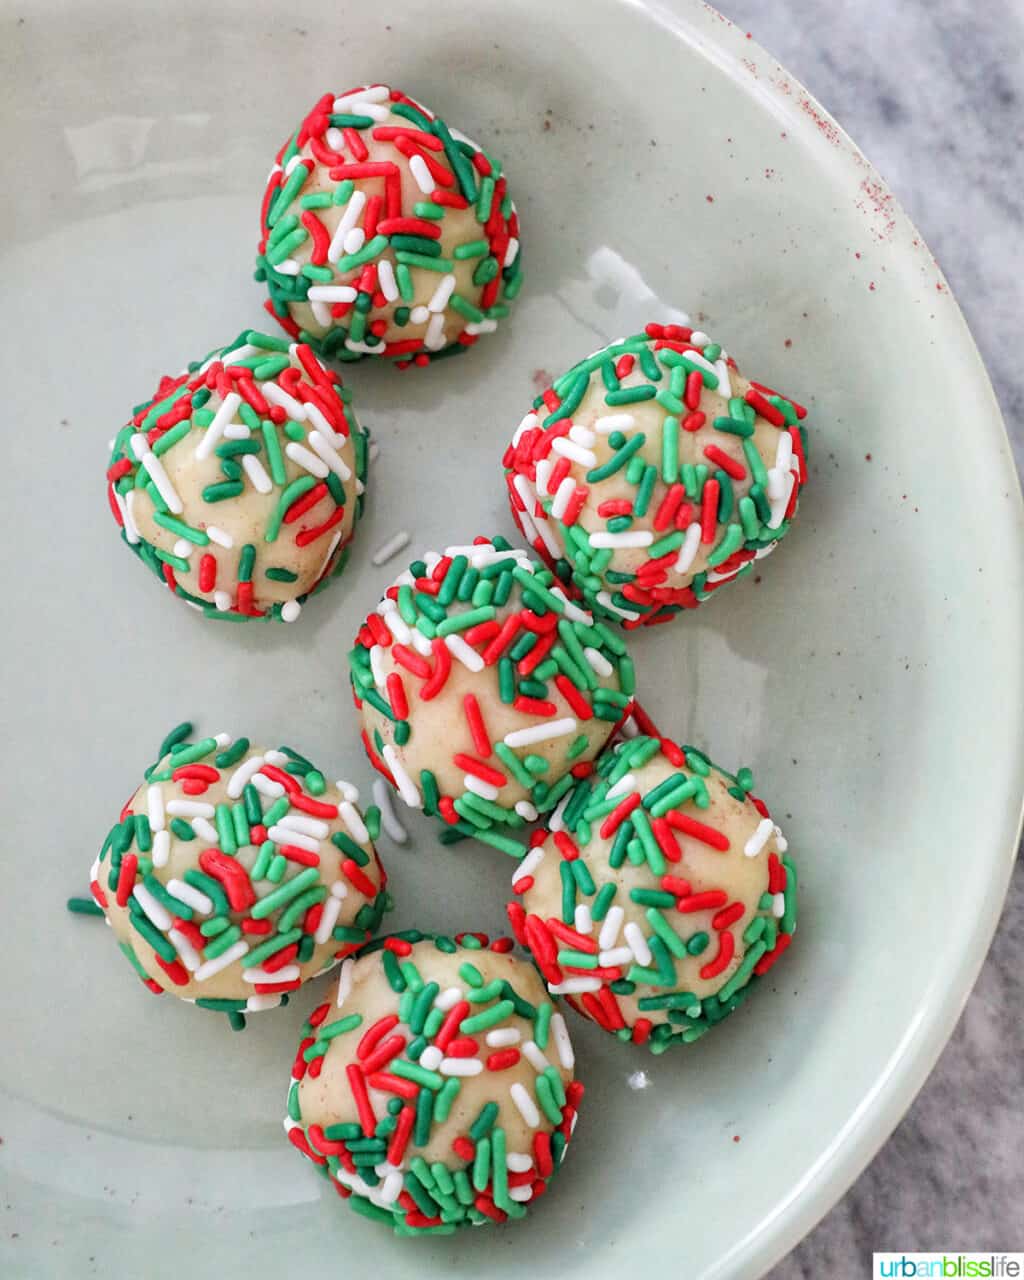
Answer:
[
  {"left": 90, "top": 724, "right": 390, "bottom": 1027},
  {"left": 508, "top": 730, "right": 797, "bottom": 1052},
  {"left": 106, "top": 331, "right": 368, "bottom": 622},
  {"left": 286, "top": 931, "right": 581, "bottom": 1233},
  {"left": 504, "top": 322, "right": 809, "bottom": 627},
  {"left": 348, "top": 536, "right": 637, "bottom": 857},
  {"left": 255, "top": 84, "right": 522, "bottom": 367}
]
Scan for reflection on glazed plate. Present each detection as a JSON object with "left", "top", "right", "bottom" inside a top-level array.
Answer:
[{"left": 1, "top": 1, "right": 1022, "bottom": 1278}]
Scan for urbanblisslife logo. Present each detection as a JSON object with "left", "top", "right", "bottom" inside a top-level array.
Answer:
[{"left": 874, "top": 1256, "right": 1023, "bottom": 1278}]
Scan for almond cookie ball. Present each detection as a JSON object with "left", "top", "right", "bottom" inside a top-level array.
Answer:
[
  {"left": 89, "top": 724, "right": 390, "bottom": 1027},
  {"left": 255, "top": 84, "right": 522, "bottom": 366},
  {"left": 504, "top": 323, "right": 808, "bottom": 627},
  {"left": 106, "top": 330, "right": 367, "bottom": 622},
  {"left": 348, "top": 536, "right": 636, "bottom": 857},
  {"left": 507, "top": 730, "right": 797, "bottom": 1052},
  {"left": 285, "top": 931, "right": 582, "bottom": 1233}
]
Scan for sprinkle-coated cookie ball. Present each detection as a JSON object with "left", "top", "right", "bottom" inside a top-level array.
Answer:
[
  {"left": 285, "top": 931, "right": 582, "bottom": 1233},
  {"left": 255, "top": 84, "right": 522, "bottom": 366},
  {"left": 89, "top": 724, "right": 390, "bottom": 1027},
  {"left": 507, "top": 728, "right": 797, "bottom": 1052},
  {"left": 106, "top": 331, "right": 368, "bottom": 622},
  {"left": 503, "top": 323, "right": 808, "bottom": 627},
  {"left": 348, "top": 536, "right": 637, "bottom": 857}
]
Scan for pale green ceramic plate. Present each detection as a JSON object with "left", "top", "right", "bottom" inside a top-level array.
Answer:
[{"left": 1, "top": 1, "right": 1021, "bottom": 1276}]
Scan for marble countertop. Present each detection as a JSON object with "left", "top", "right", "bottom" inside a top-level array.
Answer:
[{"left": 716, "top": 1, "right": 1024, "bottom": 1272}]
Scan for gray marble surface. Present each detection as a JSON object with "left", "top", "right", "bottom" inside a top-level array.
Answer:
[{"left": 716, "top": 1, "right": 1024, "bottom": 1272}]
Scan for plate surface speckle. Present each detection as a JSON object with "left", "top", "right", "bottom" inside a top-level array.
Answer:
[{"left": 2, "top": 2, "right": 1022, "bottom": 1277}]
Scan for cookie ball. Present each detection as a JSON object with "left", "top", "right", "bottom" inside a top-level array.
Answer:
[
  {"left": 504, "top": 322, "right": 808, "bottom": 627},
  {"left": 255, "top": 84, "right": 522, "bottom": 366},
  {"left": 507, "top": 729, "right": 797, "bottom": 1052},
  {"left": 285, "top": 931, "right": 582, "bottom": 1233},
  {"left": 106, "top": 330, "right": 368, "bottom": 622},
  {"left": 348, "top": 536, "right": 637, "bottom": 857},
  {"left": 88, "top": 723, "right": 390, "bottom": 1027}
]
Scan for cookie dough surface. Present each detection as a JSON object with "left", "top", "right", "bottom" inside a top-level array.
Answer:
[
  {"left": 504, "top": 322, "right": 808, "bottom": 627},
  {"left": 287, "top": 932, "right": 581, "bottom": 1234},
  {"left": 349, "top": 536, "right": 636, "bottom": 856},
  {"left": 509, "top": 731, "right": 797, "bottom": 1052},
  {"left": 91, "top": 724, "right": 389, "bottom": 1024},
  {"left": 106, "top": 331, "right": 367, "bottom": 622},
  {"left": 256, "top": 84, "right": 522, "bottom": 365}
]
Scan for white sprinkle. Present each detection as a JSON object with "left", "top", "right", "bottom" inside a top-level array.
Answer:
[
  {"left": 590, "top": 529, "right": 654, "bottom": 550},
  {"left": 503, "top": 717, "right": 577, "bottom": 749},
  {"left": 243, "top": 963, "right": 301, "bottom": 984},
  {"left": 506, "top": 1152, "right": 532, "bottom": 1173},
  {"left": 690, "top": 330, "right": 710, "bottom": 348},
  {"left": 165, "top": 799, "right": 215, "bottom": 819},
  {"left": 674, "top": 522, "right": 703, "bottom": 575},
  {"left": 281, "top": 600, "right": 301, "bottom": 624},
  {"left": 377, "top": 259, "right": 398, "bottom": 302},
  {"left": 607, "top": 772, "right": 636, "bottom": 799},
  {"left": 373, "top": 779, "right": 409, "bottom": 845},
  {"left": 308, "top": 430, "right": 353, "bottom": 481},
  {"left": 222, "top": 423, "right": 250, "bottom": 441},
  {"left": 382, "top": 745, "right": 422, "bottom": 809},
  {"left": 146, "top": 785, "right": 165, "bottom": 832},
  {"left": 774, "top": 825, "right": 789, "bottom": 853},
  {"left": 596, "top": 590, "right": 640, "bottom": 620},
  {"left": 594, "top": 413, "right": 637, "bottom": 434},
  {"left": 714, "top": 359, "right": 733, "bottom": 399},
  {"left": 419, "top": 1046, "right": 443, "bottom": 1072},
  {"left": 378, "top": 1170, "right": 404, "bottom": 1205},
  {"left": 444, "top": 633, "right": 485, "bottom": 672},
  {"left": 464, "top": 318, "right": 498, "bottom": 335},
  {"left": 486, "top": 1027, "right": 521, "bottom": 1047},
  {"left": 195, "top": 392, "right": 241, "bottom": 461},
  {"left": 328, "top": 189, "right": 367, "bottom": 263},
  {"left": 515, "top": 799, "right": 538, "bottom": 822},
  {"left": 267, "top": 824, "right": 319, "bottom": 853},
  {"left": 169, "top": 927, "right": 201, "bottom": 971},
  {"left": 335, "top": 779, "right": 360, "bottom": 805},
  {"left": 548, "top": 976, "right": 602, "bottom": 995},
  {"left": 369, "top": 644, "right": 387, "bottom": 690},
  {"left": 274, "top": 258, "right": 301, "bottom": 276},
  {"left": 434, "top": 986, "right": 464, "bottom": 1011},
  {"left": 194, "top": 939, "right": 250, "bottom": 982},
  {"left": 132, "top": 882, "right": 171, "bottom": 931},
  {"left": 745, "top": 817, "right": 775, "bottom": 858},
  {"left": 627, "top": 1070, "right": 652, "bottom": 1091},
  {"left": 212, "top": 589, "right": 232, "bottom": 611},
  {"left": 551, "top": 1012, "right": 575, "bottom": 1069},
  {"left": 410, "top": 628, "right": 433, "bottom": 657},
  {"left": 314, "top": 529, "right": 344, "bottom": 582},
  {"left": 166, "top": 879, "right": 212, "bottom": 915},
  {"left": 441, "top": 1057, "right": 483, "bottom": 1077},
  {"left": 767, "top": 470, "right": 796, "bottom": 529},
  {"left": 574, "top": 903, "right": 594, "bottom": 936},
  {"left": 512, "top": 844, "right": 546, "bottom": 889},
  {"left": 151, "top": 829, "right": 171, "bottom": 869},
  {"left": 428, "top": 273, "right": 457, "bottom": 313},
  {"left": 336, "top": 957, "right": 354, "bottom": 1007},
  {"left": 115, "top": 489, "right": 140, "bottom": 544},
  {"left": 464, "top": 774, "right": 500, "bottom": 801},
  {"left": 251, "top": 773, "right": 286, "bottom": 798},
  {"left": 549, "top": 475, "right": 579, "bottom": 521},
  {"left": 261, "top": 381, "right": 306, "bottom": 421},
  {"left": 408, "top": 153, "right": 433, "bottom": 192},
  {"left": 410, "top": 307, "right": 429, "bottom": 326},
  {"left": 551, "top": 436, "right": 597, "bottom": 467},
  {"left": 191, "top": 816, "right": 219, "bottom": 844},
  {"left": 173, "top": 538, "right": 193, "bottom": 560},
  {"left": 600, "top": 946, "right": 635, "bottom": 968},
  {"left": 504, "top": 237, "right": 520, "bottom": 268},
  {"left": 509, "top": 1082, "right": 541, "bottom": 1128},
  {"left": 424, "top": 312, "right": 447, "bottom": 351},
  {"left": 285, "top": 441, "right": 329, "bottom": 478},
  {"left": 775, "top": 430, "right": 795, "bottom": 474},
  {"left": 339, "top": 800, "right": 370, "bottom": 846},
  {"left": 598, "top": 905, "right": 625, "bottom": 951},
  {"left": 583, "top": 646, "right": 613, "bottom": 678},
  {"left": 225, "top": 756, "right": 264, "bottom": 798},
  {"left": 371, "top": 530, "right": 411, "bottom": 566},
  {"left": 624, "top": 921, "right": 652, "bottom": 966},
  {"left": 509, "top": 1186, "right": 534, "bottom": 1203},
  {"left": 307, "top": 284, "right": 358, "bottom": 305},
  {"left": 242, "top": 453, "right": 273, "bottom": 494},
  {"left": 342, "top": 226, "right": 366, "bottom": 256},
  {"left": 207, "top": 525, "right": 233, "bottom": 549},
  {"left": 547, "top": 791, "right": 572, "bottom": 834},
  {"left": 333, "top": 84, "right": 390, "bottom": 108},
  {"left": 265, "top": 750, "right": 290, "bottom": 766},
  {"left": 521, "top": 1040, "right": 550, "bottom": 1073},
  {"left": 330, "top": 880, "right": 348, "bottom": 900},
  {"left": 277, "top": 814, "right": 330, "bottom": 839},
  {"left": 137, "top": 448, "right": 184, "bottom": 515}
]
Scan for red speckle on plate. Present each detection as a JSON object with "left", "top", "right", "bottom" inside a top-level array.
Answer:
[{"left": 798, "top": 95, "right": 841, "bottom": 145}]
